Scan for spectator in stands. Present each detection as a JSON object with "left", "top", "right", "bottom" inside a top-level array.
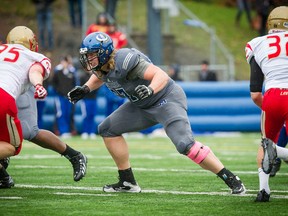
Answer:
[
  {"left": 198, "top": 60, "right": 217, "bottom": 81},
  {"left": 32, "top": 0, "right": 55, "bottom": 51},
  {"left": 107, "top": 21, "right": 128, "bottom": 50},
  {"left": 52, "top": 55, "right": 78, "bottom": 138},
  {"left": 67, "top": 0, "right": 83, "bottom": 28},
  {"left": 86, "top": 12, "right": 110, "bottom": 36},
  {"left": 105, "top": 0, "right": 118, "bottom": 20},
  {"left": 79, "top": 69, "right": 98, "bottom": 139},
  {"left": 167, "top": 64, "right": 183, "bottom": 81},
  {"left": 255, "top": 0, "right": 275, "bottom": 36},
  {"left": 235, "top": 0, "right": 252, "bottom": 28}
]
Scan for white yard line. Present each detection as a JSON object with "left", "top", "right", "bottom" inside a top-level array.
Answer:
[
  {"left": 15, "top": 184, "right": 288, "bottom": 199},
  {"left": 0, "top": 196, "right": 23, "bottom": 200},
  {"left": 54, "top": 192, "right": 116, "bottom": 197}
]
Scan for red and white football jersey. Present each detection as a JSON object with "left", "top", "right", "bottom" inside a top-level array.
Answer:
[
  {"left": 245, "top": 31, "right": 288, "bottom": 91},
  {"left": 0, "top": 44, "right": 51, "bottom": 99}
]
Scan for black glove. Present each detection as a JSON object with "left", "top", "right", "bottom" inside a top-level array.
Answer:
[
  {"left": 135, "top": 85, "right": 154, "bottom": 99},
  {"left": 67, "top": 85, "right": 90, "bottom": 104}
]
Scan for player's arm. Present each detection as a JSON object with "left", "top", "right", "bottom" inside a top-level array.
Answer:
[
  {"left": 142, "top": 64, "right": 170, "bottom": 94},
  {"left": 67, "top": 73, "right": 104, "bottom": 104},
  {"left": 249, "top": 57, "right": 264, "bottom": 108},
  {"left": 29, "top": 63, "right": 48, "bottom": 99},
  {"left": 84, "top": 73, "right": 104, "bottom": 91},
  {"left": 131, "top": 58, "right": 170, "bottom": 99}
]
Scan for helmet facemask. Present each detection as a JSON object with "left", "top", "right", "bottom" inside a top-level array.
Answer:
[{"left": 79, "top": 47, "right": 106, "bottom": 79}]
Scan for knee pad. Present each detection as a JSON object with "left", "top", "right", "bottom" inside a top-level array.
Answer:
[{"left": 187, "top": 141, "right": 211, "bottom": 164}]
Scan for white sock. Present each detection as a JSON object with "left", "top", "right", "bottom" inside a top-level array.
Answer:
[
  {"left": 276, "top": 146, "right": 288, "bottom": 160},
  {"left": 258, "top": 168, "right": 270, "bottom": 194}
]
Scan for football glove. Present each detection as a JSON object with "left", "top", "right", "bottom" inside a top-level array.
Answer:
[
  {"left": 135, "top": 85, "right": 154, "bottom": 100},
  {"left": 34, "top": 84, "right": 47, "bottom": 99},
  {"left": 67, "top": 85, "right": 90, "bottom": 104}
]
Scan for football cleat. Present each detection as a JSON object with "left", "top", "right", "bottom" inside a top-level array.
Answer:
[
  {"left": 69, "top": 153, "right": 87, "bottom": 181},
  {"left": 0, "top": 176, "right": 14, "bottom": 189},
  {"left": 225, "top": 175, "right": 246, "bottom": 194},
  {"left": 270, "top": 158, "right": 281, "bottom": 177},
  {"left": 0, "top": 157, "right": 10, "bottom": 169},
  {"left": 261, "top": 138, "right": 277, "bottom": 174},
  {"left": 255, "top": 189, "right": 270, "bottom": 202},
  {"left": 103, "top": 180, "right": 141, "bottom": 193}
]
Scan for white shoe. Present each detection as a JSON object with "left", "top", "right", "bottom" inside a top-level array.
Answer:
[
  {"left": 103, "top": 181, "right": 141, "bottom": 193},
  {"left": 89, "top": 134, "right": 97, "bottom": 139},
  {"left": 81, "top": 133, "right": 88, "bottom": 140},
  {"left": 61, "top": 133, "right": 71, "bottom": 139}
]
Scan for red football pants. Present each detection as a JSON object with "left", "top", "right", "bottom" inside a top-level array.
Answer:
[
  {"left": 0, "top": 88, "right": 23, "bottom": 155},
  {"left": 262, "top": 88, "right": 288, "bottom": 143}
]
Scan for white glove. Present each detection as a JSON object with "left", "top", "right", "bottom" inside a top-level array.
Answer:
[{"left": 34, "top": 84, "right": 47, "bottom": 99}]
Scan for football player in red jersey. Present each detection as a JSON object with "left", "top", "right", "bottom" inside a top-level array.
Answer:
[
  {"left": 0, "top": 26, "right": 87, "bottom": 189},
  {"left": 0, "top": 26, "right": 49, "bottom": 186},
  {"left": 245, "top": 6, "right": 288, "bottom": 202}
]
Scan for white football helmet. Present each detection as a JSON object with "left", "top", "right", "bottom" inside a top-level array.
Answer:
[
  {"left": 6, "top": 26, "right": 38, "bottom": 52},
  {"left": 267, "top": 6, "right": 288, "bottom": 33}
]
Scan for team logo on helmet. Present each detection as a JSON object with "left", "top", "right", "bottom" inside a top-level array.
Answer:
[
  {"left": 96, "top": 33, "right": 108, "bottom": 42},
  {"left": 284, "top": 22, "right": 288, "bottom": 28}
]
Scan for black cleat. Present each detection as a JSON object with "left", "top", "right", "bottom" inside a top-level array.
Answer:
[
  {"left": 103, "top": 180, "right": 141, "bottom": 193},
  {"left": 255, "top": 189, "right": 270, "bottom": 202},
  {"left": 261, "top": 138, "right": 277, "bottom": 174},
  {"left": 69, "top": 153, "right": 87, "bottom": 181},
  {"left": 0, "top": 176, "right": 14, "bottom": 189},
  {"left": 0, "top": 157, "right": 10, "bottom": 169},
  {"left": 270, "top": 159, "right": 281, "bottom": 177},
  {"left": 225, "top": 175, "right": 246, "bottom": 194}
]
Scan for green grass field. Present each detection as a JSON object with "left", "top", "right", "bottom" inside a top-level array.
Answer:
[{"left": 1, "top": 133, "right": 288, "bottom": 216}]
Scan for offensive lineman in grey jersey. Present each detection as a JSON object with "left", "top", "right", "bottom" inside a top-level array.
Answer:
[{"left": 68, "top": 32, "right": 246, "bottom": 194}]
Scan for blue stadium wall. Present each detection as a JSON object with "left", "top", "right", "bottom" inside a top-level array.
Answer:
[{"left": 41, "top": 81, "right": 261, "bottom": 133}]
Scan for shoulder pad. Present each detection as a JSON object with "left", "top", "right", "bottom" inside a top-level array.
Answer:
[{"left": 115, "top": 48, "right": 140, "bottom": 78}]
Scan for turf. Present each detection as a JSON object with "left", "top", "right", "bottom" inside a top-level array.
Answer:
[{"left": 1, "top": 133, "right": 288, "bottom": 216}]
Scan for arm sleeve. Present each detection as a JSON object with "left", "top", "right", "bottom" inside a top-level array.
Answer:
[
  {"left": 249, "top": 57, "right": 264, "bottom": 92},
  {"left": 127, "top": 57, "right": 150, "bottom": 80}
]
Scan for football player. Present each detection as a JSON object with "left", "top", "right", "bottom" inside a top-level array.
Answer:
[
  {"left": 0, "top": 26, "right": 49, "bottom": 187},
  {"left": 245, "top": 6, "right": 288, "bottom": 202},
  {"left": 0, "top": 26, "right": 87, "bottom": 189},
  {"left": 67, "top": 32, "right": 246, "bottom": 194}
]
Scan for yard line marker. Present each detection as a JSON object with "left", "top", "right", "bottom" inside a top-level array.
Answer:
[
  {"left": 15, "top": 184, "right": 288, "bottom": 199},
  {"left": 54, "top": 192, "right": 116, "bottom": 197},
  {"left": 0, "top": 197, "right": 23, "bottom": 200}
]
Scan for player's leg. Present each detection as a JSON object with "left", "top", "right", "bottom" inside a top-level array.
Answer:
[
  {"left": 98, "top": 102, "right": 156, "bottom": 193},
  {"left": 157, "top": 85, "right": 245, "bottom": 194},
  {"left": 256, "top": 89, "right": 288, "bottom": 202},
  {"left": 0, "top": 89, "right": 23, "bottom": 188},
  {"left": 270, "top": 125, "right": 287, "bottom": 177},
  {"left": 17, "top": 88, "right": 87, "bottom": 181}
]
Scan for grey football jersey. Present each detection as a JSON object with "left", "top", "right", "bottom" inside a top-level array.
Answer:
[{"left": 102, "top": 48, "right": 174, "bottom": 108}]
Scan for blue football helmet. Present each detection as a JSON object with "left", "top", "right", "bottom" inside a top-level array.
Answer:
[{"left": 79, "top": 32, "right": 114, "bottom": 72}]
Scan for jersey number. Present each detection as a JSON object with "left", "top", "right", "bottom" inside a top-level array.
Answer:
[
  {"left": 0, "top": 44, "right": 21, "bottom": 62},
  {"left": 267, "top": 34, "right": 288, "bottom": 59},
  {"left": 111, "top": 88, "right": 139, "bottom": 102}
]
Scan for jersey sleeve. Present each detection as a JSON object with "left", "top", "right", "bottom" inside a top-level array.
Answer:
[
  {"left": 115, "top": 49, "right": 140, "bottom": 78},
  {"left": 39, "top": 57, "right": 51, "bottom": 80},
  {"left": 245, "top": 42, "right": 254, "bottom": 64},
  {"left": 127, "top": 57, "right": 150, "bottom": 80}
]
